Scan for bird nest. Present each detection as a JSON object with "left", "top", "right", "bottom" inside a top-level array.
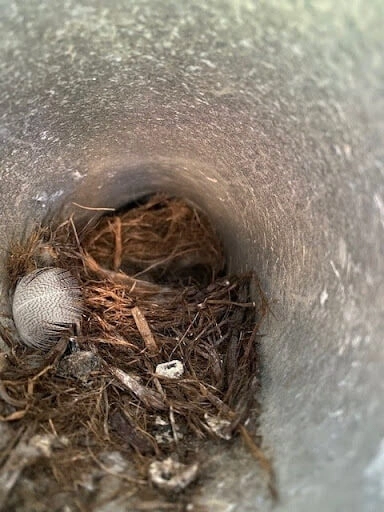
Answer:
[{"left": 0, "top": 194, "right": 275, "bottom": 511}]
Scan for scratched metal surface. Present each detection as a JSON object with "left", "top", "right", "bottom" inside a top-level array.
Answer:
[{"left": 0, "top": 1, "right": 383, "bottom": 511}]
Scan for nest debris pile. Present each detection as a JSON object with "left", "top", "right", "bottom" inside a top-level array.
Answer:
[{"left": 0, "top": 194, "right": 274, "bottom": 510}]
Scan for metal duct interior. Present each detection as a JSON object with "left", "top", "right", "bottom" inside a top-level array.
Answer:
[{"left": 1, "top": 1, "right": 383, "bottom": 511}]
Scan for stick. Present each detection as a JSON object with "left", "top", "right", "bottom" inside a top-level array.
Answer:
[
  {"left": 110, "top": 367, "right": 166, "bottom": 411},
  {"left": 83, "top": 252, "right": 171, "bottom": 297},
  {"left": 72, "top": 202, "right": 116, "bottom": 211},
  {"left": 131, "top": 307, "right": 158, "bottom": 353}
]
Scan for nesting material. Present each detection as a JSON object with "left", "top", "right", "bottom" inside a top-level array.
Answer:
[{"left": 0, "top": 194, "right": 274, "bottom": 509}]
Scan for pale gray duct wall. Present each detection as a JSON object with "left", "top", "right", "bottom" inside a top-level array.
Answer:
[{"left": 1, "top": 1, "right": 384, "bottom": 511}]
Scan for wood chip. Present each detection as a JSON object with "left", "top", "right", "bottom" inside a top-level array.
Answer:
[{"left": 131, "top": 306, "right": 158, "bottom": 353}]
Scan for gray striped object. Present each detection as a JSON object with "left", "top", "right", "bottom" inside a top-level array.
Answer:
[{"left": 12, "top": 268, "right": 83, "bottom": 351}]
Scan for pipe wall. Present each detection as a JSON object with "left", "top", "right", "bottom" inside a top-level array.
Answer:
[{"left": 1, "top": 1, "right": 383, "bottom": 511}]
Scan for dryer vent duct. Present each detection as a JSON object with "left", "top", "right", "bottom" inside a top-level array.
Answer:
[{"left": 0, "top": 2, "right": 383, "bottom": 511}]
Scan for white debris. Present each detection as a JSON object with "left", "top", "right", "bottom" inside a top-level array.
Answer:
[
  {"left": 155, "top": 360, "right": 184, "bottom": 379},
  {"left": 204, "top": 413, "right": 233, "bottom": 440},
  {"left": 153, "top": 416, "right": 183, "bottom": 445},
  {"left": 148, "top": 457, "right": 199, "bottom": 492}
]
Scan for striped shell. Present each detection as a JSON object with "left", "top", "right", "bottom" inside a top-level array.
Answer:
[{"left": 12, "top": 267, "right": 83, "bottom": 351}]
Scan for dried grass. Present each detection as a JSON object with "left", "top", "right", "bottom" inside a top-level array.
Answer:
[{"left": 0, "top": 194, "right": 275, "bottom": 508}]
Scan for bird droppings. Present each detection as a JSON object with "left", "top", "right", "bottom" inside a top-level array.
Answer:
[
  {"left": 153, "top": 415, "right": 183, "bottom": 445},
  {"left": 0, "top": 194, "right": 275, "bottom": 510}
]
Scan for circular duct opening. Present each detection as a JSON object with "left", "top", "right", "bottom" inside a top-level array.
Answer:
[{"left": 68, "top": 159, "right": 274, "bottom": 289}]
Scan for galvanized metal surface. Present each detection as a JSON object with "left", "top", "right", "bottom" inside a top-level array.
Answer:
[{"left": 1, "top": 1, "right": 383, "bottom": 511}]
